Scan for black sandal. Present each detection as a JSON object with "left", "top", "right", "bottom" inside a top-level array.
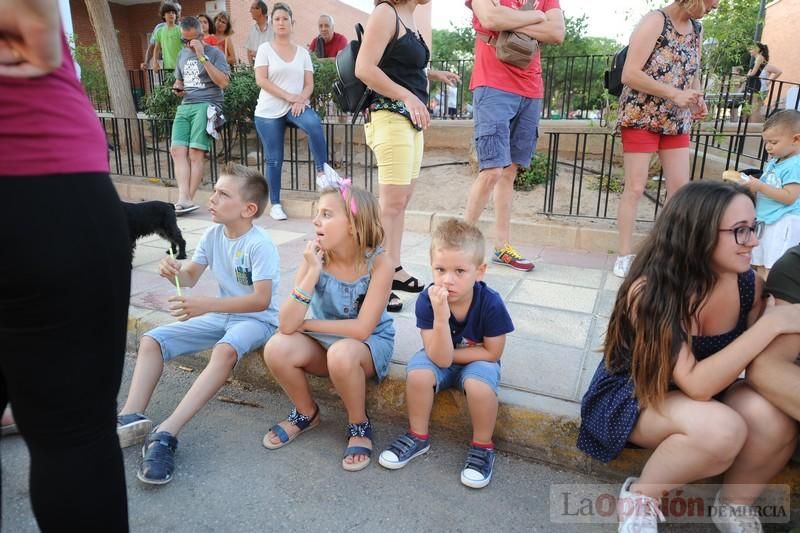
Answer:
[
  {"left": 387, "top": 292, "right": 403, "bottom": 313},
  {"left": 392, "top": 266, "right": 424, "bottom": 293}
]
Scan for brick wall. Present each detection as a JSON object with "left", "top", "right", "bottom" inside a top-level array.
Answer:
[{"left": 762, "top": 0, "right": 800, "bottom": 93}]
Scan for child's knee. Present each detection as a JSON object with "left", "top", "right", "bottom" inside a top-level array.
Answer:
[
  {"left": 463, "top": 377, "right": 497, "bottom": 400},
  {"left": 138, "top": 335, "right": 163, "bottom": 358},
  {"left": 263, "top": 334, "right": 292, "bottom": 368},
  {"left": 211, "top": 343, "right": 238, "bottom": 368},
  {"left": 326, "top": 342, "right": 360, "bottom": 375},
  {"left": 407, "top": 368, "right": 436, "bottom": 389}
]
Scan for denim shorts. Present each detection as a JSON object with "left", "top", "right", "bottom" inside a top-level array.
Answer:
[
  {"left": 473, "top": 86, "right": 542, "bottom": 171},
  {"left": 304, "top": 330, "right": 395, "bottom": 382},
  {"left": 406, "top": 349, "right": 501, "bottom": 394},
  {"left": 145, "top": 313, "right": 276, "bottom": 361}
]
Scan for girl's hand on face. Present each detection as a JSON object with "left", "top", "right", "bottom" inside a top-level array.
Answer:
[{"left": 303, "top": 239, "right": 324, "bottom": 271}]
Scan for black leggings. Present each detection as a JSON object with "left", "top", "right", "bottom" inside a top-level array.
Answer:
[{"left": 0, "top": 173, "right": 130, "bottom": 531}]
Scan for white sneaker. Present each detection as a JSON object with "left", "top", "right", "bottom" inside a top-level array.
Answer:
[
  {"left": 613, "top": 254, "right": 635, "bottom": 278},
  {"left": 710, "top": 491, "right": 763, "bottom": 533},
  {"left": 270, "top": 204, "right": 288, "bottom": 221},
  {"left": 617, "top": 477, "right": 665, "bottom": 533}
]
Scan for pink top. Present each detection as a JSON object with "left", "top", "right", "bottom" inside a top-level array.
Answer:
[
  {"left": 0, "top": 33, "right": 109, "bottom": 176},
  {"left": 468, "top": 0, "right": 560, "bottom": 99}
]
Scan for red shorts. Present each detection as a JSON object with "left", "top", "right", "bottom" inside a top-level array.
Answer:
[{"left": 620, "top": 127, "right": 690, "bottom": 153}]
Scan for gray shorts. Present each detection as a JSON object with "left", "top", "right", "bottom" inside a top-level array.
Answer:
[{"left": 145, "top": 313, "right": 276, "bottom": 361}]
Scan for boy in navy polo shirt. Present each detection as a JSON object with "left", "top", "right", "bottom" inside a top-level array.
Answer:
[{"left": 378, "top": 219, "right": 514, "bottom": 488}]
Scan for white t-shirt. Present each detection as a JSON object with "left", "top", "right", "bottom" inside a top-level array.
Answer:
[{"left": 254, "top": 43, "right": 313, "bottom": 119}]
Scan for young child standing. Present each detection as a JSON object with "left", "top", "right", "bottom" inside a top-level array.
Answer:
[
  {"left": 748, "top": 109, "right": 800, "bottom": 277},
  {"left": 262, "top": 177, "right": 394, "bottom": 472},
  {"left": 378, "top": 219, "right": 514, "bottom": 489},
  {"left": 117, "top": 162, "right": 280, "bottom": 485}
]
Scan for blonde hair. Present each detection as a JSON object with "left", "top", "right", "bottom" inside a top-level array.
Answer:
[
  {"left": 430, "top": 219, "right": 486, "bottom": 266},
  {"left": 221, "top": 162, "right": 269, "bottom": 218},
  {"left": 319, "top": 185, "right": 385, "bottom": 267}
]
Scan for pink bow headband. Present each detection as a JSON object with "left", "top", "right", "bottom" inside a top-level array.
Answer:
[{"left": 317, "top": 164, "right": 357, "bottom": 215}]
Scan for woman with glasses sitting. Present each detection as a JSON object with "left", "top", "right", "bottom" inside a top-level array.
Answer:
[{"left": 577, "top": 180, "right": 800, "bottom": 532}]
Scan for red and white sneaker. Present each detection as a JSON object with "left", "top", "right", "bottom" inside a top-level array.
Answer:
[{"left": 492, "top": 244, "right": 535, "bottom": 272}]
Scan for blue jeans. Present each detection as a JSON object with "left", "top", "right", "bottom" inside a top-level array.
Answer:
[{"left": 255, "top": 109, "right": 328, "bottom": 205}]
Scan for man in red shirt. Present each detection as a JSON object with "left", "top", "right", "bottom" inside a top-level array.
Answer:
[
  {"left": 464, "top": 0, "right": 564, "bottom": 271},
  {"left": 308, "top": 14, "right": 348, "bottom": 59}
]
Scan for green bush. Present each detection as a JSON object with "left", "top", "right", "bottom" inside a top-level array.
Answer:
[
  {"left": 514, "top": 153, "right": 551, "bottom": 191},
  {"left": 223, "top": 67, "right": 259, "bottom": 124},
  {"left": 311, "top": 56, "right": 339, "bottom": 119}
]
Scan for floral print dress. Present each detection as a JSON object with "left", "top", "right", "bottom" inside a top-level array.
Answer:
[{"left": 616, "top": 11, "right": 701, "bottom": 136}]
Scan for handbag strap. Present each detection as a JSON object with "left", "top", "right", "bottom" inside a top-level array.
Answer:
[{"left": 476, "top": 0, "right": 537, "bottom": 43}]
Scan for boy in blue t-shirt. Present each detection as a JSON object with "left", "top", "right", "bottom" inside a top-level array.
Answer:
[
  {"left": 117, "top": 163, "right": 280, "bottom": 485},
  {"left": 379, "top": 219, "right": 514, "bottom": 488},
  {"left": 747, "top": 109, "right": 800, "bottom": 276}
]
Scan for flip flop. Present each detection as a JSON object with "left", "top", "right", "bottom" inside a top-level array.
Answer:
[
  {"left": 262, "top": 404, "right": 320, "bottom": 450},
  {"left": 174, "top": 203, "right": 199, "bottom": 216}
]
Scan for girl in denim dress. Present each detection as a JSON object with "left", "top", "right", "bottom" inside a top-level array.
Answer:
[{"left": 262, "top": 175, "right": 395, "bottom": 471}]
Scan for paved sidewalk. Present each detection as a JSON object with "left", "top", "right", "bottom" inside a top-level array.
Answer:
[{"left": 128, "top": 207, "right": 617, "bottom": 420}]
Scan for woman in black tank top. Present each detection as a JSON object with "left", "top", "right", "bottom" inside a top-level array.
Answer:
[{"left": 355, "top": 0, "right": 459, "bottom": 313}]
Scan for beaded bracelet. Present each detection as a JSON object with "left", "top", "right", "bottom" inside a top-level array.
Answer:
[{"left": 291, "top": 287, "right": 311, "bottom": 305}]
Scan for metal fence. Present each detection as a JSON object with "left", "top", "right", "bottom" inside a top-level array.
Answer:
[{"left": 103, "top": 116, "right": 376, "bottom": 193}]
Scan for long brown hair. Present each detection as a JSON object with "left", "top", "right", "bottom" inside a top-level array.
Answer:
[{"left": 604, "top": 181, "right": 754, "bottom": 409}]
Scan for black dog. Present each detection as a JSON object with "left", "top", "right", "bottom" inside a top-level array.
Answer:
[{"left": 122, "top": 201, "right": 187, "bottom": 260}]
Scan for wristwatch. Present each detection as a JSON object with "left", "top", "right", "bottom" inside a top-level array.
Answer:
[{"left": 198, "top": 54, "right": 208, "bottom": 64}]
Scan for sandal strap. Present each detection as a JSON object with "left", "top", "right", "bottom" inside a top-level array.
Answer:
[
  {"left": 269, "top": 423, "right": 290, "bottom": 444},
  {"left": 287, "top": 404, "right": 318, "bottom": 430},
  {"left": 343, "top": 445, "right": 372, "bottom": 458},
  {"left": 345, "top": 419, "right": 373, "bottom": 439}
]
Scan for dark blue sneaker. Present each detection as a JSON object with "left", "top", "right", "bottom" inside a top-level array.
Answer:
[
  {"left": 460, "top": 445, "right": 495, "bottom": 489},
  {"left": 378, "top": 432, "right": 430, "bottom": 470},
  {"left": 117, "top": 412, "right": 152, "bottom": 448},
  {"left": 137, "top": 429, "right": 178, "bottom": 485}
]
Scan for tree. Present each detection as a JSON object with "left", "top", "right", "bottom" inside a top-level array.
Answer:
[
  {"left": 431, "top": 25, "right": 474, "bottom": 60},
  {"left": 700, "top": 0, "right": 761, "bottom": 73},
  {"left": 83, "top": 0, "right": 141, "bottom": 151}
]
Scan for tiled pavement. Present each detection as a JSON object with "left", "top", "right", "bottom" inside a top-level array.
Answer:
[{"left": 128, "top": 207, "right": 622, "bottom": 419}]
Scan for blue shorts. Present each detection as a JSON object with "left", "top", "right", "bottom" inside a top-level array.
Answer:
[
  {"left": 145, "top": 313, "right": 276, "bottom": 361},
  {"left": 473, "top": 86, "right": 542, "bottom": 171},
  {"left": 406, "top": 349, "right": 501, "bottom": 395}
]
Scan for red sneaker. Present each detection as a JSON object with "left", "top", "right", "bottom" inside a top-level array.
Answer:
[{"left": 492, "top": 244, "right": 535, "bottom": 272}]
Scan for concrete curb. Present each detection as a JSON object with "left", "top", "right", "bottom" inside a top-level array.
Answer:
[{"left": 125, "top": 306, "right": 800, "bottom": 492}]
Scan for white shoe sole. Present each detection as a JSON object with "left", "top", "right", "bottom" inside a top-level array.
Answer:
[
  {"left": 118, "top": 419, "right": 153, "bottom": 448},
  {"left": 378, "top": 444, "right": 430, "bottom": 470},
  {"left": 461, "top": 469, "right": 492, "bottom": 489}
]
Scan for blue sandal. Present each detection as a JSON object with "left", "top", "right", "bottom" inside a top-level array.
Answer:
[
  {"left": 342, "top": 419, "right": 373, "bottom": 472},
  {"left": 262, "top": 404, "right": 320, "bottom": 450}
]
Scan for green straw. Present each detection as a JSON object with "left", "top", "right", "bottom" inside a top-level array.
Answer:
[{"left": 168, "top": 247, "right": 182, "bottom": 296}]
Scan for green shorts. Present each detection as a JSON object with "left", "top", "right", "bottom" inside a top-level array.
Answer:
[{"left": 171, "top": 102, "right": 211, "bottom": 151}]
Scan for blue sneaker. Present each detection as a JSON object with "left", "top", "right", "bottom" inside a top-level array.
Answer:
[
  {"left": 137, "top": 429, "right": 178, "bottom": 485},
  {"left": 460, "top": 445, "right": 495, "bottom": 489},
  {"left": 378, "top": 432, "right": 430, "bottom": 470},
  {"left": 117, "top": 412, "right": 152, "bottom": 448}
]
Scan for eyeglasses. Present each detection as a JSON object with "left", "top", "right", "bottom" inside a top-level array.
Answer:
[{"left": 719, "top": 221, "right": 764, "bottom": 245}]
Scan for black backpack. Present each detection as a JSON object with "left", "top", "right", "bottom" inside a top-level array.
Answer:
[
  {"left": 604, "top": 11, "right": 700, "bottom": 98},
  {"left": 332, "top": 8, "right": 399, "bottom": 123}
]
